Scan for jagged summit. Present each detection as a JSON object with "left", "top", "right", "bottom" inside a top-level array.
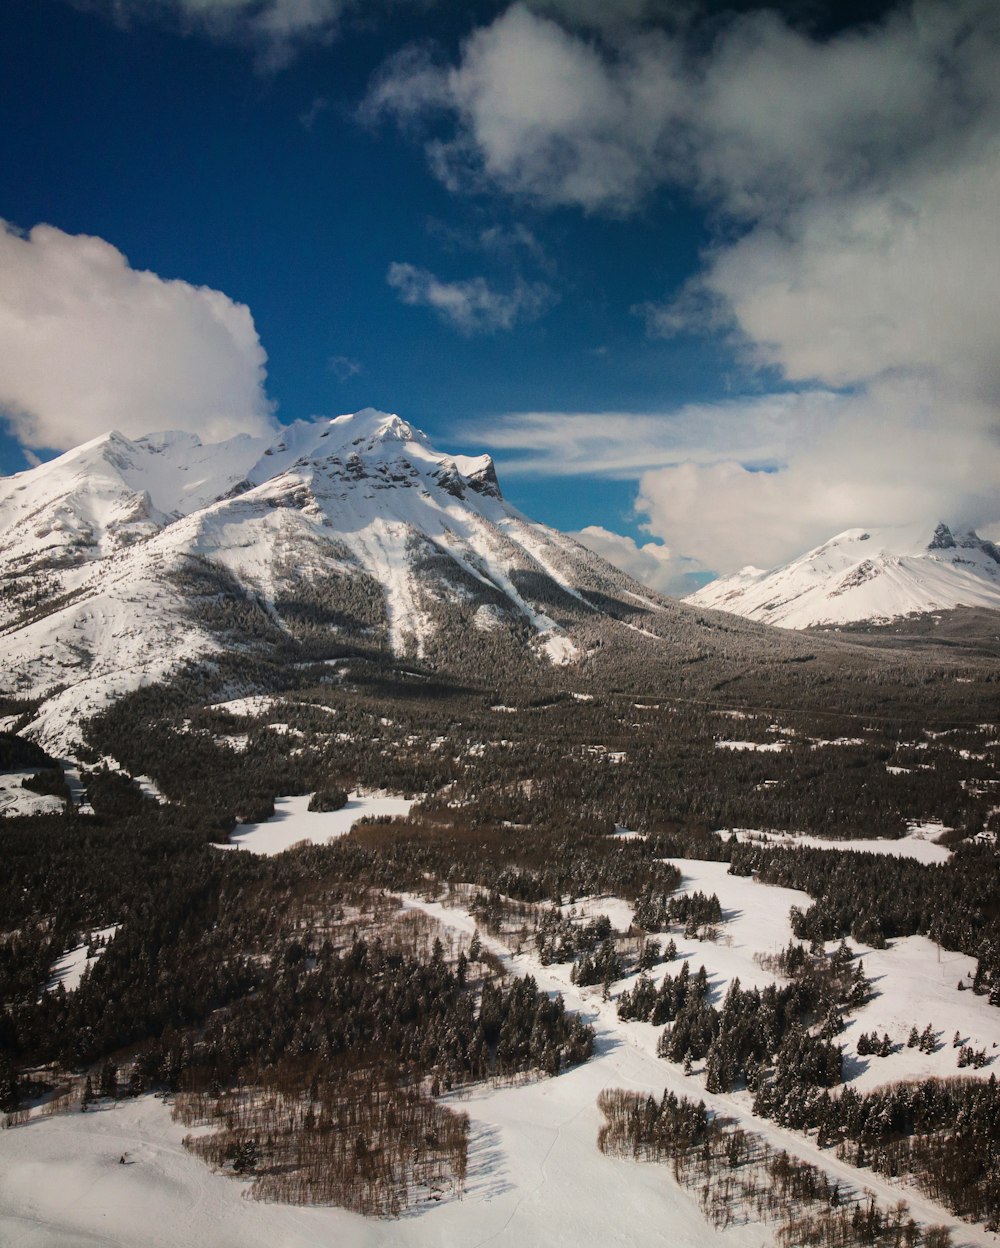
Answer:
[
  {"left": 686, "top": 521, "right": 1000, "bottom": 628},
  {"left": 0, "top": 412, "right": 506, "bottom": 577}
]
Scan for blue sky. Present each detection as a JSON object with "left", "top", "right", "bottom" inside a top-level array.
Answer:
[{"left": 1, "top": 0, "right": 998, "bottom": 590}]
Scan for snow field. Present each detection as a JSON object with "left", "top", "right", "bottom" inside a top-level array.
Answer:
[
  {"left": 0, "top": 894, "right": 759, "bottom": 1248},
  {"left": 44, "top": 926, "right": 120, "bottom": 995},
  {"left": 410, "top": 893, "right": 996, "bottom": 1246},
  {"left": 714, "top": 740, "right": 789, "bottom": 753},
  {"left": 3, "top": 880, "right": 995, "bottom": 1247},
  {"left": 0, "top": 772, "right": 64, "bottom": 817},
  {"left": 649, "top": 861, "right": 1000, "bottom": 1079},
  {"left": 206, "top": 696, "right": 278, "bottom": 717},
  {"left": 656, "top": 860, "right": 1000, "bottom": 1087},
  {"left": 0, "top": 1051, "right": 757, "bottom": 1248},
  {"left": 729, "top": 824, "right": 954, "bottom": 865},
  {"left": 217, "top": 791, "right": 416, "bottom": 855}
]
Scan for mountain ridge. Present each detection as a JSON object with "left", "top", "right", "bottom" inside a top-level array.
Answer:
[
  {"left": 685, "top": 522, "right": 1000, "bottom": 628},
  {"left": 7, "top": 413, "right": 995, "bottom": 757},
  {"left": 0, "top": 410, "right": 699, "bottom": 749}
]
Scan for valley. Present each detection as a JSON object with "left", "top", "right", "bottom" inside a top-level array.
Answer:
[
  {"left": 4, "top": 0, "right": 1000, "bottom": 1239},
  {"left": 1, "top": 416, "right": 999, "bottom": 1247}
]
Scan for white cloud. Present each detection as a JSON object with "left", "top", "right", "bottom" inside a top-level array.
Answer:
[
  {"left": 635, "top": 377, "right": 1000, "bottom": 572},
  {"left": 466, "top": 393, "right": 839, "bottom": 478},
  {"left": 0, "top": 221, "right": 275, "bottom": 452},
  {"left": 364, "top": 5, "right": 687, "bottom": 214},
  {"left": 572, "top": 524, "right": 703, "bottom": 596},
  {"left": 371, "top": 0, "right": 1000, "bottom": 571},
  {"left": 661, "top": 156, "right": 1000, "bottom": 399},
  {"left": 474, "top": 378, "right": 1000, "bottom": 575},
  {"left": 95, "top": 0, "right": 350, "bottom": 68},
  {"left": 386, "top": 261, "right": 555, "bottom": 333},
  {"left": 368, "top": 2, "right": 999, "bottom": 217},
  {"left": 327, "top": 353, "right": 363, "bottom": 381}
]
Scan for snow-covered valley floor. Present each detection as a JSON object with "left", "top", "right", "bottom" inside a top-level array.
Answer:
[
  {"left": 3, "top": 865, "right": 997, "bottom": 1247},
  {"left": 730, "top": 822, "right": 955, "bottom": 865},
  {"left": 216, "top": 791, "right": 416, "bottom": 856}
]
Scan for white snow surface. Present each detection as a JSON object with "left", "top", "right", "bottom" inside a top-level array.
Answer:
[
  {"left": 218, "top": 790, "right": 415, "bottom": 855},
  {"left": 206, "top": 696, "right": 278, "bottom": 718},
  {"left": 687, "top": 522, "right": 1000, "bottom": 627},
  {"left": 715, "top": 739, "right": 789, "bottom": 753},
  {"left": 654, "top": 861, "right": 1000, "bottom": 1093},
  {"left": 0, "top": 410, "right": 620, "bottom": 752},
  {"left": 44, "top": 925, "right": 120, "bottom": 994},
  {"left": 730, "top": 823, "right": 954, "bottom": 864},
  {"left": 0, "top": 772, "right": 64, "bottom": 816},
  {"left": 4, "top": 878, "right": 996, "bottom": 1247}
]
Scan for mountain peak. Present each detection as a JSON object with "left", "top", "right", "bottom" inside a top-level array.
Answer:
[
  {"left": 334, "top": 408, "right": 414, "bottom": 442},
  {"left": 928, "top": 522, "right": 956, "bottom": 550},
  {"left": 686, "top": 521, "right": 1000, "bottom": 628},
  {"left": 0, "top": 408, "right": 672, "bottom": 749}
]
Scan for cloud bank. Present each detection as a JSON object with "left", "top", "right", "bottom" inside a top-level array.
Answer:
[
  {"left": 571, "top": 525, "right": 704, "bottom": 597},
  {"left": 0, "top": 221, "right": 276, "bottom": 452},
  {"left": 369, "top": 0, "right": 1000, "bottom": 577}
]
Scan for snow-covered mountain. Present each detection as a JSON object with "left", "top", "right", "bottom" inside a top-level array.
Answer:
[
  {"left": 0, "top": 410, "right": 679, "bottom": 749},
  {"left": 685, "top": 523, "right": 1000, "bottom": 628}
]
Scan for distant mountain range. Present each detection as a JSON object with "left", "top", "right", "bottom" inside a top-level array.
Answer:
[
  {"left": 6, "top": 412, "right": 996, "bottom": 754},
  {"left": 685, "top": 523, "right": 1000, "bottom": 628}
]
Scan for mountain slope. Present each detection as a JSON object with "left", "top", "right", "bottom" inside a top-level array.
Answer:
[
  {"left": 0, "top": 409, "right": 722, "bottom": 749},
  {"left": 685, "top": 523, "right": 1000, "bottom": 628}
]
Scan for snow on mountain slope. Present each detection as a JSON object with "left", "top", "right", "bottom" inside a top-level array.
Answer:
[
  {"left": 0, "top": 428, "right": 268, "bottom": 631},
  {"left": 0, "top": 410, "right": 671, "bottom": 750},
  {"left": 685, "top": 523, "right": 1000, "bottom": 628}
]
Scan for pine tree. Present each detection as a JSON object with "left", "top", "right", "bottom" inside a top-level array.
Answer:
[
  {"left": 849, "top": 960, "right": 870, "bottom": 1006},
  {"left": 232, "top": 1138, "right": 258, "bottom": 1173},
  {"left": 99, "top": 1059, "right": 118, "bottom": 1100},
  {"left": 0, "top": 1056, "right": 19, "bottom": 1114}
]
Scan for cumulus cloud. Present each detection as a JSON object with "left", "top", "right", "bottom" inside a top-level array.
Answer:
[
  {"left": 367, "top": 2, "right": 996, "bottom": 217},
  {"left": 387, "top": 261, "right": 555, "bottom": 334},
  {"left": 371, "top": 0, "right": 1000, "bottom": 573},
  {"left": 636, "top": 379, "right": 1000, "bottom": 572},
  {"left": 0, "top": 221, "right": 276, "bottom": 452},
  {"left": 655, "top": 157, "right": 1000, "bottom": 399},
  {"left": 364, "top": 5, "right": 687, "bottom": 215},
  {"left": 571, "top": 524, "right": 704, "bottom": 596}
]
